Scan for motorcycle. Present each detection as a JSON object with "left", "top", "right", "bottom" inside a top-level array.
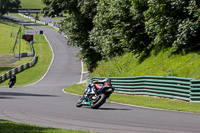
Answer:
[
  {"left": 76, "top": 80, "right": 115, "bottom": 109},
  {"left": 8, "top": 74, "right": 16, "bottom": 88},
  {"left": 9, "top": 80, "right": 15, "bottom": 88}
]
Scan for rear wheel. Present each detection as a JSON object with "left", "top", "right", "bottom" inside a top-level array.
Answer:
[{"left": 91, "top": 93, "right": 106, "bottom": 109}]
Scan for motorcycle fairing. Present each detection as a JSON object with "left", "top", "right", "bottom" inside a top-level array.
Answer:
[{"left": 95, "top": 84, "right": 102, "bottom": 90}]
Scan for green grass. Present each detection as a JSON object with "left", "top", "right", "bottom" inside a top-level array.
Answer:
[
  {"left": 8, "top": 12, "right": 44, "bottom": 21},
  {"left": 0, "top": 57, "right": 33, "bottom": 76},
  {"left": 0, "top": 67, "right": 15, "bottom": 75},
  {"left": 7, "top": 13, "right": 29, "bottom": 20},
  {"left": 90, "top": 48, "right": 200, "bottom": 79},
  {"left": 0, "top": 119, "right": 94, "bottom": 133},
  {"left": 20, "top": 0, "right": 45, "bottom": 9},
  {"left": 65, "top": 83, "right": 87, "bottom": 96},
  {"left": 64, "top": 83, "right": 200, "bottom": 113},
  {"left": 0, "top": 19, "right": 33, "bottom": 76},
  {"left": 0, "top": 34, "right": 52, "bottom": 86},
  {"left": 0, "top": 19, "right": 32, "bottom": 55}
]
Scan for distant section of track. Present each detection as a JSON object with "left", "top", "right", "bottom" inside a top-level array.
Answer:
[{"left": 1, "top": 16, "right": 200, "bottom": 133}]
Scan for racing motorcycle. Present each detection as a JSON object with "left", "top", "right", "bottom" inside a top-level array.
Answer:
[
  {"left": 9, "top": 80, "right": 15, "bottom": 88},
  {"left": 76, "top": 78, "right": 114, "bottom": 109},
  {"left": 8, "top": 74, "right": 16, "bottom": 88}
]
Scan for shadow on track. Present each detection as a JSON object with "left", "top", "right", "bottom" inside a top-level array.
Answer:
[
  {"left": 0, "top": 92, "right": 58, "bottom": 99},
  {"left": 22, "top": 22, "right": 40, "bottom": 27},
  {"left": 80, "top": 106, "right": 132, "bottom": 111},
  {"left": 98, "top": 107, "right": 131, "bottom": 111},
  {"left": 0, "top": 97, "right": 16, "bottom": 99}
]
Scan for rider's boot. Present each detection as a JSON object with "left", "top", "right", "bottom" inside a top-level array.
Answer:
[{"left": 82, "top": 96, "right": 91, "bottom": 106}]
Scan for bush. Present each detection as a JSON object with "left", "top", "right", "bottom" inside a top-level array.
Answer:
[
  {"left": 90, "top": 0, "right": 151, "bottom": 58},
  {"left": 42, "top": 0, "right": 200, "bottom": 71},
  {"left": 144, "top": 0, "right": 200, "bottom": 52}
]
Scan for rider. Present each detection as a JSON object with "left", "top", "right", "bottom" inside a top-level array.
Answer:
[
  {"left": 9, "top": 72, "right": 16, "bottom": 88},
  {"left": 82, "top": 78, "right": 111, "bottom": 103}
]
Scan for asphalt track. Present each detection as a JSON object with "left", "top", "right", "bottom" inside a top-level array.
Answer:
[{"left": 1, "top": 17, "right": 200, "bottom": 133}]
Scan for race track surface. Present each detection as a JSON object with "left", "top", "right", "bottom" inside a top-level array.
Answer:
[{"left": 1, "top": 17, "right": 200, "bottom": 133}]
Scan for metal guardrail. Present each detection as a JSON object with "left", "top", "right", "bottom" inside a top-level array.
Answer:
[
  {"left": 14, "top": 41, "right": 35, "bottom": 58},
  {"left": 18, "top": 13, "right": 60, "bottom": 30},
  {"left": 89, "top": 76, "right": 200, "bottom": 102},
  {"left": 0, "top": 54, "right": 37, "bottom": 84},
  {"left": 190, "top": 79, "right": 200, "bottom": 102},
  {"left": 0, "top": 16, "right": 38, "bottom": 84}
]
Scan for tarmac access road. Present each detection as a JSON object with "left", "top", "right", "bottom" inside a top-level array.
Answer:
[{"left": 1, "top": 16, "right": 200, "bottom": 133}]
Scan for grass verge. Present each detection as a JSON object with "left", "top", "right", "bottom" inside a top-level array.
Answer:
[
  {"left": 0, "top": 34, "right": 52, "bottom": 86},
  {"left": 20, "top": 0, "right": 45, "bottom": 9},
  {"left": 0, "top": 19, "right": 32, "bottom": 55},
  {"left": 64, "top": 83, "right": 200, "bottom": 113},
  {"left": 7, "top": 13, "right": 29, "bottom": 20},
  {"left": 0, "top": 119, "right": 94, "bottom": 133},
  {"left": 0, "top": 19, "right": 33, "bottom": 76},
  {"left": 90, "top": 48, "right": 200, "bottom": 79},
  {"left": 0, "top": 57, "right": 33, "bottom": 76}
]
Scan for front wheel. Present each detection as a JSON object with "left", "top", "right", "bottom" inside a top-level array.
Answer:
[
  {"left": 9, "top": 81, "right": 13, "bottom": 88},
  {"left": 91, "top": 93, "right": 106, "bottom": 109},
  {"left": 76, "top": 97, "right": 83, "bottom": 107}
]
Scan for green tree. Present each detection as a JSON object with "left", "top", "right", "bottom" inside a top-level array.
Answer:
[
  {"left": 42, "top": 0, "right": 151, "bottom": 70},
  {"left": 144, "top": 0, "right": 200, "bottom": 52},
  {"left": 0, "top": 0, "right": 21, "bottom": 15},
  {"left": 42, "top": 0, "right": 200, "bottom": 71},
  {"left": 42, "top": 0, "right": 102, "bottom": 72},
  {"left": 90, "top": 0, "right": 151, "bottom": 58}
]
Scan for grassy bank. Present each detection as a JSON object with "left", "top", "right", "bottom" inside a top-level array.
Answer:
[
  {"left": 90, "top": 48, "right": 200, "bottom": 79},
  {"left": 20, "top": 0, "right": 45, "bottom": 9},
  {"left": 0, "top": 120, "right": 94, "bottom": 133},
  {"left": 64, "top": 83, "right": 200, "bottom": 113},
  {"left": 7, "top": 13, "right": 29, "bottom": 20},
  {"left": 0, "top": 33, "right": 52, "bottom": 86},
  {"left": 0, "top": 19, "right": 32, "bottom": 55},
  {"left": 0, "top": 19, "right": 33, "bottom": 76},
  {"left": 0, "top": 19, "right": 52, "bottom": 86}
]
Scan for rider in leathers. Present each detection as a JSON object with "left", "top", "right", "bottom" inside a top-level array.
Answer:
[
  {"left": 82, "top": 78, "right": 111, "bottom": 103},
  {"left": 9, "top": 73, "right": 16, "bottom": 88}
]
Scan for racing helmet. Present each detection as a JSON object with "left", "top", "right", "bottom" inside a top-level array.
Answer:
[{"left": 104, "top": 78, "right": 111, "bottom": 86}]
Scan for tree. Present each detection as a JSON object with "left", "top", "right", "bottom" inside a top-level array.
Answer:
[
  {"left": 42, "top": 0, "right": 102, "bottom": 72},
  {"left": 90, "top": 0, "right": 151, "bottom": 58},
  {"left": 0, "top": 0, "right": 21, "bottom": 15},
  {"left": 42, "top": 0, "right": 151, "bottom": 71},
  {"left": 42, "top": 0, "right": 200, "bottom": 71},
  {"left": 144, "top": 0, "right": 200, "bottom": 52}
]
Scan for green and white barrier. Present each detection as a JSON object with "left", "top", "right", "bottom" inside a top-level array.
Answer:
[
  {"left": 0, "top": 54, "right": 37, "bottom": 84},
  {"left": 89, "top": 76, "right": 200, "bottom": 102}
]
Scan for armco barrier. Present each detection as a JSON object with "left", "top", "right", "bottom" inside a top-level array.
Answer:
[
  {"left": 190, "top": 79, "right": 200, "bottom": 102},
  {"left": 18, "top": 13, "right": 60, "bottom": 30},
  {"left": 14, "top": 42, "right": 35, "bottom": 58},
  {"left": 89, "top": 76, "right": 200, "bottom": 102},
  {"left": 0, "top": 54, "right": 37, "bottom": 84}
]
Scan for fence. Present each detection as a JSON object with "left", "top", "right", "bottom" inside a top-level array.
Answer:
[
  {"left": 18, "top": 13, "right": 60, "bottom": 30},
  {"left": 89, "top": 76, "right": 200, "bottom": 102},
  {"left": 14, "top": 41, "right": 35, "bottom": 58},
  {"left": 190, "top": 79, "right": 200, "bottom": 102},
  {"left": 0, "top": 54, "right": 37, "bottom": 84},
  {"left": 0, "top": 16, "right": 38, "bottom": 84}
]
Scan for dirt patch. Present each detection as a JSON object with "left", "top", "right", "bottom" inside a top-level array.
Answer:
[{"left": 0, "top": 55, "right": 18, "bottom": 66}]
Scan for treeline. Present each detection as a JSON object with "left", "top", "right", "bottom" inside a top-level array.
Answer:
[
  {"left": 0, "top": 0, "right": 21, "bottom": 15},
  {"left": 42, "top": 0, "right": 200, "bottom": 72}
]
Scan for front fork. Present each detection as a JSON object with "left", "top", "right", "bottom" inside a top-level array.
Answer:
[{"left": 83, "top": 86, "right": 92, "bottom": 100}]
